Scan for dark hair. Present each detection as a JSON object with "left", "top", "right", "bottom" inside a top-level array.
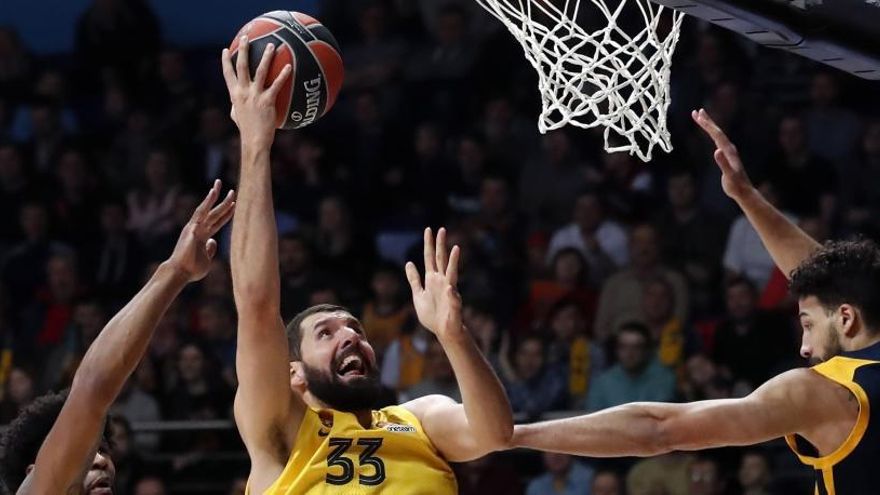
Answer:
[
  {"left": 286, "top": 304, "right": 351, "bottom": 360},
  {"left": 0, "top": 390, "right": 113, "bottom": 493},
  {"left": 790, "top": 240, "right": 880, "bottom": 332}
]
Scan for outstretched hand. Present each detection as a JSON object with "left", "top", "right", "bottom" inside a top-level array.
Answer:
[
  {"left": 405, "top": 228, "right": 463, "bottom": 341},
  {"left": 692, "top": 108, "right": 755, "bottom": 201},
  {"left": 167, "top": 180, "right": 236, "bottom": 282},
  {"left": 221, "top": 36, "right": 292, "bottom": 148}
]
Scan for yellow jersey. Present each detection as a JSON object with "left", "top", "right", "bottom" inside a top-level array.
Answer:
[{"left": 249, "top": 405, "right": 457, "bottom": 494}]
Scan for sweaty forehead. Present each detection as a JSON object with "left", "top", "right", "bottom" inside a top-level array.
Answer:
[{"left": 301, "top": 311, "right": 357, "bottom": 332}]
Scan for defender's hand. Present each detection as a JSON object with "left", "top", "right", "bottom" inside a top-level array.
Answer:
[
  {"left": 167, "top": 180, "right": 236, "bottom": 282},
  {"left": 692, "top": 108, "right": 755, "bottom": 201},
  {"left": 406, "top": 227, "right": 463, "bottom": 341},
  {"left": 221, "top": 37, "right": 292, "bottom": 149}
]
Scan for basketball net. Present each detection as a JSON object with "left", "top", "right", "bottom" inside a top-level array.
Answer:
[{"left": 475, "top": 0, "right": 683, "bottom": 161}]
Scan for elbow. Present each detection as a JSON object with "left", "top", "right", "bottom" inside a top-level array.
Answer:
[
  {"left": 481, "top": 414, "right": 514, "bottom": 452},
  {"left": 625, "top": 403, "right": 676, "bottom": 456},
  {"left": 653, "top": 417, "right": 681, "bottom": 456},
  {"left": 494, "top": 418, "right": 516, "bottom": 451}
]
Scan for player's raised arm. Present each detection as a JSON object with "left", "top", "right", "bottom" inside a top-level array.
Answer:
[
  {"left": 402, "top": 228, "right": 513, "bottom": 462},
  {"left": 692, "top": 109, "right": 821, "bottom": 278},
  {"left": 222, "top": 37, "right": 300, "bottom": 491},
  {"left": 24, "top": 182, "right": 235, "bottom": 494},
  {"left": 510, "top": 367, "right": 846, "bottom": 457}
]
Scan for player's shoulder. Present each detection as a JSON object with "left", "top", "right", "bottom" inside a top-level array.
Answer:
[
  {"left": 398, "top": 394, "right": 458, "bottom": 420},
  {"left": 759, "top": 367, "right": 850, "bottom": 405}
]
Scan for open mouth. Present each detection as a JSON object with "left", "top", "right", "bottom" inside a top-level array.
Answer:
[
  {"left": 88, "top": 476, "right": 112, "bottom": 494},
  {"left": 336, "top": 351, "right": 367, "bottom": 378}
]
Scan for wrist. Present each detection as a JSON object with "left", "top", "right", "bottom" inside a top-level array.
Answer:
[
  {"left": 241, "top": 139, "right": 273, "bottom": 161},
  {"left": 436, "top": 325, "right": 470, "bottom": 346},
  {"left": 157, "top": 260, "right": 193, "bottom": 287},
  {"left": 733, "top": 185, "right": 761, "bottom": 206}
]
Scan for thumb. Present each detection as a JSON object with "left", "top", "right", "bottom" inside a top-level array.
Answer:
[
  {"left": 714, "top": 149, "right": 733, "bottom": 175},
  {"left": 205, "top": 238, "right": 218, "bottom": 260}
]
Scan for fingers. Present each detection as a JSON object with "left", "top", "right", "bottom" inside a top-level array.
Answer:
[
  {"left": 193, "top": 180, "right": 222, "bottom": 222},
  {"left": 423, "top": 227, "right": 437, "bottom": 273},
  {"left": 692, "top": 108, "right": 730, "bottom": 148},
  {"left": 265, "top": 64, "right": 293, "bottom": 99},
  {"left": 435, "top": 227, "right": 448, "bottom": 275},
  {"left": 206, "top": 189, "right": 236, "bottom": 230},
  {"left": 221, "top": 48, "right": 236, "bottom": 93},
  {"left": 693, "top": 108, "right": 740, "bottom": 166},
  {"left": 208, "top": 199, "right": 236, "bottom": 235},
  {"left": 447, "top": 245, "right": 460, "bottom": 287},
  {"left": 236, "top": 35, "right": 251, "bottom": 85},
  {"left": 405, "top": 262, "right": 423, "bottom": 294},
  {"left": 253, "top": 43, "right": 275, "bottom": 88},
  {"left": 205, "top": 239, "right": 218, "bottom": 260}
]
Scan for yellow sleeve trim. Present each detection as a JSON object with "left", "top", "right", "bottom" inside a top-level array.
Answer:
[{"left": 784, "top": 357, "right": 873, "bottom": 469}]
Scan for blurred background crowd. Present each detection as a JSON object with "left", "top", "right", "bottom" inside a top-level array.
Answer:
[{"left": 1, "top": 0, "right": 879, "bottom": 493}]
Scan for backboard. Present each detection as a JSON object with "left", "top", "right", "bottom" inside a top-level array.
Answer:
[{"left": 652, "top": 0, "right": 880, "bottom": 79}]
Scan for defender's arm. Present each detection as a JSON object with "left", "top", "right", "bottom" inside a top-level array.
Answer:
[
  {"left": 26, "top": 184, "right": 234, "bottom": 494},
  {"left": 693, "top": 109, "right": 821, "bottom": 278},
  {"left": 511, "top": 368, "right": 843, "bottom": 457}
]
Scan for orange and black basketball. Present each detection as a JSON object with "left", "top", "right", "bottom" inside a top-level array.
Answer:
[{"left": 229, "top": 11, "right": 343, "bottom": 130}]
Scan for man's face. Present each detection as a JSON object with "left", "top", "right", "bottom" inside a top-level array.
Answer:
[
  {"left": 798, "top": 296, "right": 844, "bottom": 364},
  {"left": 514, "top": 339, "right": 544, "bottom": 380},
  {"left": 779, "top": 117, "right": 806, "bottom": 156},
  {"left": 480, "top": 178, "right": 508, "bottom": 215},
  {"left": 591, "top": 472, "right": 621, "bottom": 495},
  {"left": 371, "top": 271, "right": 399, "bottom": 302},
  {"left": 279, "top": 238, "right": 309, "bottom": 275},
  {"left": 667, "top": 174, "right": 696, "bottom": 209},
  {"left": 572, "top": 194, "right": 602, "bottom": 232},
  {"left": 542, "top": 453, "right": 572, "bottom": 476},
  {"left": 629, "top": 226, "right": 659, "bottom": 269},
  {"left": 689, "top": 459, "right": 723, "bottom": 495},
  {"left": 48, "top": 256, "right": 77, "bottom": 301},
  {"left": 178, "top": 345, "right": 205, "bottom": 383},
  {"left": 643, "top": 281, "right": 673, "bottom": 324},
  {"left": 616, "top": 331, "right": 649, "bottom": 373},
  {"left": 423, "top": 340, "right": 453, "bottom": 381},
  {"left": 725, "top": 283, "right": 756, "bottom": 321},
  {"left": 738, "top": 453, "right": 769, "bottom": 489},
  {"left": 296, "top": 312, "right": 381, "bottom": 411},
  {"left": 81, "top": 443, "right": 116, "bottom": 494}
]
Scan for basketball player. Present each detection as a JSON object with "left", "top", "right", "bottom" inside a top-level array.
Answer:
[
  {"left": 0, "top": 182, "right": 235, "bottom": 494},
  {"left": 507, "top": 109, "right": 876, "bottom": 494},
  {"left": 220, "top": 38, "right": 513, "bottom": 494}
]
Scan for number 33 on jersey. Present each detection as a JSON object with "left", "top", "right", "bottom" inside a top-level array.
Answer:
[{"left": 253, "top": 405, "right": 457, "bottom": 494}]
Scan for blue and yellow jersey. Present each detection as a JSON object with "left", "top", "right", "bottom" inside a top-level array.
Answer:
[
  {"left": 248, "top": 405, "right": 457, "bottom": 494},
  {"left": 785, "top": 341, "right": 880, "bottom": 495}
]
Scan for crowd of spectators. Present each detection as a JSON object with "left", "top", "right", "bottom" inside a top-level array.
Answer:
[{"left": 1, "top": 0, "right": 879, "bottom": 493}]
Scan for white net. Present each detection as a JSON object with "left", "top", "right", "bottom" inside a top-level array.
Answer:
[{"left": 474, "top": 0, "right": 684, "bottom": 161}]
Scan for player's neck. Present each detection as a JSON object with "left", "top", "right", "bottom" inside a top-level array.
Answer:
[
  {"left": 844, "top": 331, "right": 880, "bottom": 353},
  {"left": 302, "top": 393, "right": 374, "bottom": 428}
]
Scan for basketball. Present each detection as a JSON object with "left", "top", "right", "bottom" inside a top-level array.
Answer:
[{"left": 229, "top": 11, "right": 344, "bottom": 130}]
